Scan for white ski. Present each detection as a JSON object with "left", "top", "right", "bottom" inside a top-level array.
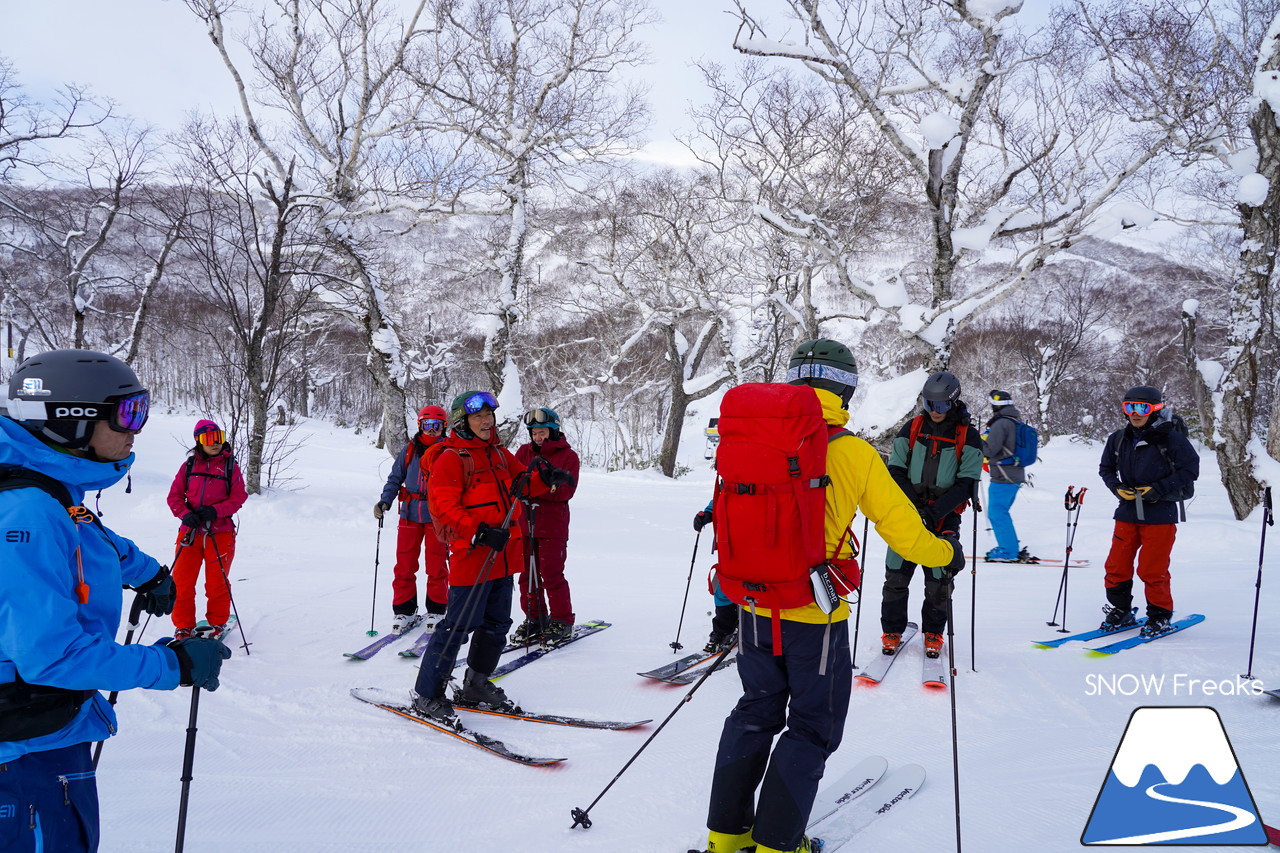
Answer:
[{"left": 855, "top": 623, "right": 918, "bottom": 685}]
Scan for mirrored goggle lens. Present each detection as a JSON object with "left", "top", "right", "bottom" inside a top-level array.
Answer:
[
  {"left": 523, "top": 409, "right": 552, "bottom": 426},
  {"left": 923, "top": 398, "right": 952, "bottom": 414},
  {"left": 463, "top": 392, "right": 499, "bottom": 414},
  {"left": 420, "top": 418, "right": 444, "bottom": 431},
  {"left": 112, "top": 392, "right": 150, "bottom": 432},
  {"left": 1122, "top": 401, "right": 1160, "bottom": 416},
  {"left": 785, "top": 363, "right": 859, "bottom": 390},
  {"left": 196, "top": 429, "right": 225, "bottom": 445}
]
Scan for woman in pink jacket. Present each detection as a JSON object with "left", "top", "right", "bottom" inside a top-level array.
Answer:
[{"left": 166, "top": 419, "right": 248, "bottom": 638}]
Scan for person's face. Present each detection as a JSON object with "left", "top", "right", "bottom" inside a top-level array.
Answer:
[
  {"left": 927, "top": 409, "right": 947, "bottom": 424},
  {"left": 85, "top": 419, "right": 136, "bottom": 461},
  {"left": 200, "top": 440, "right": 224, "bottom": 456},
  {"left": 1127, "top": 411, "right": 1150, "bottom": 429},
  {"left": 467, "top": 407, "right": 495, "bottom": 440},
  {"left": 530, "top": 426, "right": 551, "bottom": 445}
]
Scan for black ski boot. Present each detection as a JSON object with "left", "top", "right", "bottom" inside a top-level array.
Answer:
[
  {"left": 1141, "top": 607, "right": 1174, "bottom": 638},
  {"left": 511, "top": 618, "right": 543, "bottom": 646},
  {"left": 412, "top": 693, "right": 461, "bottom": 729},
  {"left": 1099, "top": 604, "right": 1138, "bottom": 633},
  {"left": 456, "top": 667, "right": 520, "bottom": 713}
]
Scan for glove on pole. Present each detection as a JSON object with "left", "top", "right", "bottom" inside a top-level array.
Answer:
[{"left": 1243, "top": 486, "right": 1273, "bottom": 680}]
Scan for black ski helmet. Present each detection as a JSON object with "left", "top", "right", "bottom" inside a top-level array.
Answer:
[
  {"left": 787, "top": 339, "right": 859, "bottom": 407},
  {"left": 923, "top": 371, "right": 961, "bottom": 403},
  {"left": 989, "top": 389, "right": 1014, "bottom": 408},
  {"left": 5, "top": 349, "right": 149, "bottom": 449},
  {"left": 1123, "top": 385, "right": 1162, "bottom": 405}
]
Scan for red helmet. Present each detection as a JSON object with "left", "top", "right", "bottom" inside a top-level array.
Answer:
[{"left": 418, "top": 405, "right": 447, "bottom": 421}]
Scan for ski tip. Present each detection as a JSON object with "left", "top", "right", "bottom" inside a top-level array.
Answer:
[
  {"left": 923, "top": 681, "right": 947, "bottom": 691},
  {"left": 854, "top": 675, "right": 879, "bottom": 685},
  {"left": 1084, "top": 649, "right": 1116, "bottom": 658}
]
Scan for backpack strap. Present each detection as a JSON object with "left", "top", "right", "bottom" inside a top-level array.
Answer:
[{"left": 0, "top": 466, "right": 100, "bottom": 604}]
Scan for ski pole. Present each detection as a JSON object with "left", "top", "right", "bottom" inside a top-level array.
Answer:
[
  {"left": 850, "top": 515, "right": 869, "bottom": 668},
  {"left": 944, "top": 579, "right": 963, "bottom": 853},
  {"left": 91, "top": 593, "right": 146, "bottom": 769},
  {"left": 570, "top": 641, "right": 736, "bottom": 830},
  {"left": 206, "top": 525, "right": 251, "bottom": 655},
  {"left": 1048, "top": 487, "right": 1085, "bottom": 633},
  {"left": 670, "top": 530, "right": 701, "bottom": 653},
  {"left": 1243, "top": 486, "right": 1272, "bottom": 680},
  {"left": 368, "top": 515, "right": 384, "bottom": 637},
  {"left": 174, "top": 685, "right": 201, "bottom": 853},
  {"left": 523, "top": 499, "right": 548, "bottom": 642},
  {"left": 970, "top": 482, "right": 981, "bottom": 673}
]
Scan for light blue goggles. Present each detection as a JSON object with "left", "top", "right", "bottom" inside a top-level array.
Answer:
[{"left": 785, "top": 363, "right": 859, "bottom": 390}]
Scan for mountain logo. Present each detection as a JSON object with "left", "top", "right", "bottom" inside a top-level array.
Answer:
[{"left": 1082, "top": 706, "right": 1268, "bottom": 845}]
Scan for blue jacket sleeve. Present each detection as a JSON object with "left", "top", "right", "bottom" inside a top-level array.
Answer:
[
  {"left": 103, "top": 525, "right": 165, "bottom": 589},
  {"left": 380, "top": 444, "right": 408, "bottom": 506},
  {"left": 0, "top": 498, "right": 179, "bottom": 693}
]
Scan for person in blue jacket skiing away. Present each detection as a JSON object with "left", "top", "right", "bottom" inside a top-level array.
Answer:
[{"left": 0, "top": 350, "right": 230, "bottom": 853}]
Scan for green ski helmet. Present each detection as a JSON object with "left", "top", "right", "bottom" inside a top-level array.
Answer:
[
  {"left": 786, "top": 339, "right": 859, "bottom": 408},
  {"left": 449, "top": 390, "right": 498, "bottom": 439}
]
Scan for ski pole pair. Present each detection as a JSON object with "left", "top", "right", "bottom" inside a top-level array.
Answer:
[{"left": 1046, "top": 486, "right": 1086, "bottom": 633}]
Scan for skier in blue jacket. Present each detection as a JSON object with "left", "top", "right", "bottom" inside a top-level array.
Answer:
[{"left": 0, "top": 350, "right": 229, "bottom": 853}]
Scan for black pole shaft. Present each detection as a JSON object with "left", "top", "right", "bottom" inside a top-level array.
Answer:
[
  {"left": 369, "top": 516, "right": 383, "bottom": 636},
  {"left": 525, "top": 501, "right": 547, "bottom": 635},
  {"left": 1243, "top": 487, "right": 1272, "bottom": 679},
  {"left": 945, "top": 584, "right": 962, "bottom": 853},
  {"left": 92, "top": 594, "right": 147, "bottom": 769},
  {"left": 970, "top": 483, "right": 980, "bottom": 672},
  {"left": 851, "top": 515, "right": 869, "bottom": 668},
  {"left": 174, "top": 686, "right": 201, "bottom": 853},
  {"left": 570, "top": 642, "right": 736, "bottom": 830},
  {"left": 671, "top": 531, "right": 701, "bottom": 653},
  {"left": 205, "top": 528, "right": 250, "bottom": 654}
]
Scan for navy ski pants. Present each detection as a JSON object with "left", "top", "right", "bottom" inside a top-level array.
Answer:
[
  {"left": 414, "top": 575, "right": 515, "bottom": 699},
  {"left": 0, "top": 743, "right": 100, "bottom": 852},
  {"left": 706, "top": 612, "right": 852, "bottom": 851}
]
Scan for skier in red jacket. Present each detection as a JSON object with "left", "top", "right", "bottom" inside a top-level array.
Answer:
[
  {"left": 409, "top": 391, "right": 574, "bottom": 726},
  {"left": 165, "top": 419, "right": 248, "bottom": 638},
  {"left": 511, "top": 407, "right": 580, "bottom": 645},
  {"left": 375, "top": 404, "right": 450, "bottom": 633}
]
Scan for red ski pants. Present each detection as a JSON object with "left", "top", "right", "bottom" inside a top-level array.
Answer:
[
  {"left": 171, "top": 529, "right": 236, "bottom": 629},
  {"left": 518, "top": 537, "right": 573, "bottom": 624},
  {"left": 393, "top": 519, "right": 449, "bottom": 611},
  {"left": 1104, "top": 521, "right": 1176, "bottom": 611}
]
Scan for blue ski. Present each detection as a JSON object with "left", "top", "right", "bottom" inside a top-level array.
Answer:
[
  {"left": 344, "top": 616, "right": 422, "bottom": 661},
  {"left": 398, "top": 628, "right": 436, "bottom": 658},
  {"left": 1033, "top": 618, "right": 1147, "bottom": 648},
  {"left": 1085, "top": 613, "right": 1205, "bottom": 656}
]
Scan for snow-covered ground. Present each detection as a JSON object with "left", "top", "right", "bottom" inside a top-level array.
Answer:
[{"left": 90, "top": 412, "right": 1279, "bottom": 852}]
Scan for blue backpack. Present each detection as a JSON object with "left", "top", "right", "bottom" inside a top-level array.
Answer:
[{"left": 997, "top": 417, "right": 1039, "bottom": 467}]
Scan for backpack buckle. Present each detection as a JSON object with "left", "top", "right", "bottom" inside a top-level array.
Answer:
[
  {"left": 744, "top": 582, "right": 767, "bottom": 592},
  {"left": 787, "top": 456, "right": 800, "bottom": 478},
  {"left": 734, "top": 483, "right": 756, "bottom": 495}
]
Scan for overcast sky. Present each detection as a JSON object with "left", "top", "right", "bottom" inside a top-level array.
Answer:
[{"left": 0, "top": 0, "right": 762, "bottom": 166}]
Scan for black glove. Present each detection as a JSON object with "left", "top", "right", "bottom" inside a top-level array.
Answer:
[
  {"left": 919, "top": 504, "right": 940, "bottom": 530},
  {"left": 373, "top": 501, "right": 390, "bottom": 520},
  {"left": 542, "top": 466, "right": 575, "bottom": 488},
  {"left": 472, "top": 522, "right": 511, "bottom": 551},
  {"left": 693, "top": 509, "right": 713, "bottom": 532},
  {"left": 134, "top": 566, "right": 175, "bottom": 616},
  {"left": 195, "top": 505, "right": 218, "bottom": 523},
  {"left": 169, "top": 637, "right": 232, "bottom": 691},
  {"left": 930, "top": 534, "right": 965, "bottom": 581},
  {"left": 180, "top": 510, "right": 202, "bottom": 528}
]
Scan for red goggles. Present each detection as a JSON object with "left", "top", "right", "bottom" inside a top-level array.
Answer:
[
  {"left": 1122, "top": 401, "right": 1163, "bottom": 417},
  {"left": 196, "top": 428, "right": 226, "bottom": 446},
  {"left": 419, "top": 418, "right": 444, "bottom": 432}
]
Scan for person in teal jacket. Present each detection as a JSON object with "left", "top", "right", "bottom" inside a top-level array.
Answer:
[{"left": 0, "top": 350, "right": 229, "bottom": 853}]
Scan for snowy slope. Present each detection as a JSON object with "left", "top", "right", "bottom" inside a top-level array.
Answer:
[{"left": 88, "top": 414, "right": 1279, "bottom": 852}]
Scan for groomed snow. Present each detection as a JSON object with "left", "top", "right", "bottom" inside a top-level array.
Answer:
[{"left": 91, "top": 412, "right": 1278, "bottom": 852}]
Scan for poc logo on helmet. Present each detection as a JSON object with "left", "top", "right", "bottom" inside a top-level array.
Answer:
[{"left": 54, "top": 406, "right": 99, "bottom": 418}]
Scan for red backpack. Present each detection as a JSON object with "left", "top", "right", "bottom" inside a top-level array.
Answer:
[{"left": 711, "top": 384, "right": 855, "bottom": 648}]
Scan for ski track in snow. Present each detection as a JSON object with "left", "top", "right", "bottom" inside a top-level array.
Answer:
[{"left": 76, "top": 415, "right": 1279, "bottom": 852}]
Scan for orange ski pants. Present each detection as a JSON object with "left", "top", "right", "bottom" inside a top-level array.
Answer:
[
  {"left": 1103, "top": 520, "right": 1176, "bottom": 612},
  {"left": 171, "top": 530, "right": 236, "bottom": 629}
]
